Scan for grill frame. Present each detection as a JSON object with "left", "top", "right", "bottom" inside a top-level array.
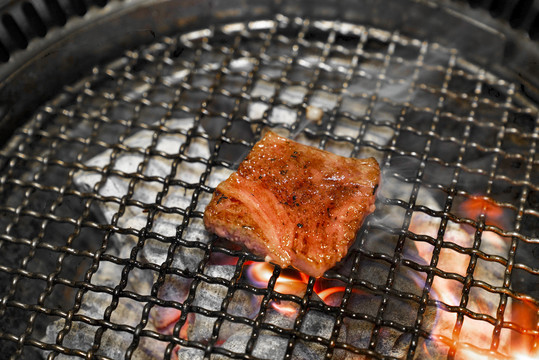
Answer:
[
  {"left": 1, "top": 0, "right": 539, "bottom": 146},
  {"left": 0, "top": 1, "right": 538, "bottom": 359}
]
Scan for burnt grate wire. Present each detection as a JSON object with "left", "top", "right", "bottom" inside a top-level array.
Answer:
[{"left": 0, "top": 14, "right": 538, "bottom": 360}]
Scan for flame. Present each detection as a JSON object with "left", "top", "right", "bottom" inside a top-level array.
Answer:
[
  {"left": 244, "top": 261, "right": 307, "bottom": 315},
  {"left": 243, "top": 261, "right": 354, "bottom": 314},
  {"left": 430, "top": 276, "right": 462, "bottom": 307},
  {"left": 511, "top": 299, "right": 539, "bottom": 359},
  {"left": 460, "top": 195, "right": 504, "bottom": 227},
  {"left": 237, "top": 228, "right": 535, "bottom": 360},
  {"left": 408, "top": 212, "right": 539, "bottom": 360},
  {"left": 271, "top": 301, "right": 300, "bottom": 317},
  {"left": 244, "top": 261, "right": 307, "bottom": 295},
  {"left": 317, "top": 286, "right": 347, "bottom": 303},
  {"left": 151, "top": 307, "right": 190, "bottom": 339},
  {"left": 514, "top": 354, "right": 539, "bottom": 360},
  {"left": 455, "top": 346, "right": 539, "bottom": 360},
  {"left": 150, "top": 306, "right": 191, "bottom": 360}
]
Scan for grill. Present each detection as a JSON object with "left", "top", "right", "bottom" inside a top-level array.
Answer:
[{"left": 0, "top": 0, "right": 538, "bottom": 359}]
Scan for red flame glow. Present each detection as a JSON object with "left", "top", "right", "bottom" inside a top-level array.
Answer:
[
  {"left": 460, "top": 195, "right": 505, "bottom": 227},
  {"left": 511, "top": 299, "right": 539, "bottom": 359},
  {"left": 152, "top": 307, "right": 190, "bottom": 337},
  {"left": 243, "top": 261, "right": 356, "bottom": 313},
  {"left": 317, "top": 286, "right": 347, "bottom": 303},
  {"left": 151, "top": 307, "right": 190, "bottom": 360},
  {"left": 244, "top": 260, "right": 307, "bottom": 315},
  {"left": 408, "top": 211, "right": 539, "bottom": 360}
]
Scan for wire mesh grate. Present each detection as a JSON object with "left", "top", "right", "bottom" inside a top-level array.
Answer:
[{"left": 0, "top": 14, "right": 538, "bottom": 360}]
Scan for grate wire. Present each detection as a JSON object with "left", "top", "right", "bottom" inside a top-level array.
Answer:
[{"left": 0, "top": 14, "right": 537, "bottom": 360}]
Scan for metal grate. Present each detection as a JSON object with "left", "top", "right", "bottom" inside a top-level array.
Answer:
[{"left": 0, "top": 14, "right": 538, "bottom": 360}]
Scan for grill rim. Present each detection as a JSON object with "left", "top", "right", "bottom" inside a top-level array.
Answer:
[
  {"left": 1, "top": 0, "right": 539, "bottom": 147},
  {"left": 0, "top": 0, "right": 536, "bottom": 360}
]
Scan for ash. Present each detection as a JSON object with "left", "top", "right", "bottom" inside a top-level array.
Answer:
[
  {"left": 47, "top": 116, "right": 417, "bottom": 359},
  {"left": 38, "top": 120, "right": 513, "bottom": 360},
  {"left": 39, "top": 55, "right": 515, "bottom": 360}
]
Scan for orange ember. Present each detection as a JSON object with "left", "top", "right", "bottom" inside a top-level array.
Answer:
[
  {"left": 409, "top": 212, "right": 538, "bottom": 360},
  {"left": 460, "top": 195, "right": 504, "bottom": 226},
  {"left": 271, "top": 301, "right": 300, "bottom": 317},
  {"left": 511, "top": 299, "right": 539, "bottom": 359},
  {"left": 244, "top": 261, "right": 307, "bottom": 295},
  {"left": 241, "top": 244, "right": 537, "bottom": 360},
  {"left": 151, "top": 306, "right": 190, "bottom": 360},
  {"left": 317, "top": 286, "right": 347, "bottom": 304},
  {"left": 243, "top": 261, "right": 352, "bottom": 314},
  {"left": 244, "top": 261, "right": 307, "bottom": 315},
  {"left": 152, "top": 307, "right": 189, "bottom": 339}
]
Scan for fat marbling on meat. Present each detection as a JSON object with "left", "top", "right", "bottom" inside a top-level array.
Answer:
[{"left": 203, "top": 131, "right": 380, "bottom": 277}]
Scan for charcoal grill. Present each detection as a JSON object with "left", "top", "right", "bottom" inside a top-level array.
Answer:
[{"left": 0, "top": 0, "right": 538, "bottom": 359}]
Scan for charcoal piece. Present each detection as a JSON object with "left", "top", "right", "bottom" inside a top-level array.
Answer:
[
  {"left": 42, "top": 258, "right": 154, "bottom": 359},
  {"left": 171, "top": 245, "right": 206, "bottom": 272},
  {"left": 351, "top": 258, "right": 391, "bottom": 289},
  {"left": 251, "top": 332, "right": 289, "bottom": 360},
  {"left": 187, "top": 313, "right": 217, "bottom": 342},
  {"left": 264, "top": 306, "right": 298, "bottom": 329},
  {"left": 90, "top": 260, "right": 124, "bottom": 288},
  {"left": 204, "top": 264, "right": 236, "bottom": 281},
  {"left": 158, "top": 274, "right": 192, "bottom": 303},
  {"left": 291, "top": 340, "right": 327, "bottom": 360},
  {"left": 414, "top": 337, "right": 449, "bottom": 360},
  {"left": 192, "top": 281, "right": 228, "bottom": 311},
  {"left": 72, "top": 118, "right": 209, "bottom": 246},
  {"left": 42, "top": 319, "right": 134, "bottom": 360},
  {"left": 216, "top": 333, "right": 250, "bottom": 356},
  {"left": 150, "top": 274, "right": 191, "bottom": 331},
  {"left": 475, "top": 234, "right": 508, "bottom": 285},
  {"left": 139, "top": 237, "right": 170, "bottom": 265},
  {"left": 77, "top": 291, "right": 112, "bottom": 318},
  {"left": 342, "top": 298, "right": 423, "bottom": 357},
  {"left": 177, "top": 346, "right": 205, "bottom": 360},
  {"left": 383, "top": 297, "right": 420, "bottom": 327},
  {"left": 94, "top": 329, "right": 135, "bottom": 359},
  {"left": 374, "top": 327, "right": 409, "bottom": 358},
  {"left": 182, "top": 217, "right": 211, "bottom": 244},
  {"left": 134, "top": 336, "right": 176, "bottom": 360},
  {"left": 125, "top": 267, "right": 155, "bottom": 295},
  {"left": 226, "top": 289, "right": 261, "bottom": 319},
  {"left": 300, "top": 310, "right": 334, "bottom": 339},
  {"left": 213, "top": 331, "right": 290, "bottom": 360},
  {"left": 58, "top": 320, "right": 97, "bottom": 352},
  {"left": 343, "top": 318, "right": 373, "bottom": 350}
]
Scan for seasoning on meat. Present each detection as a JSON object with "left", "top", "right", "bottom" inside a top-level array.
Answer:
[{"left": 203, "top": 131, "right": 380, "bottom": 278}]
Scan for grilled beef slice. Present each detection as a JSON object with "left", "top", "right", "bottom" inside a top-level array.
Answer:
[{"left": 204, "top": 131, "right": 380, "bottom": 277}]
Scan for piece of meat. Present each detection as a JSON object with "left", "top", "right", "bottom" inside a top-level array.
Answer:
[{"left": 203, "top": 131, "right": 380, "bottom": 277}]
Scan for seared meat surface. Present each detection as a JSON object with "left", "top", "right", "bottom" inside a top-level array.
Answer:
[{"left": 204, "top": 131, "right": 380, "bottom": 277}]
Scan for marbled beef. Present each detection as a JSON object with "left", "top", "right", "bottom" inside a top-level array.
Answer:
[{"left": 204, "top": 131, "right": 380, "bottom": 277}]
